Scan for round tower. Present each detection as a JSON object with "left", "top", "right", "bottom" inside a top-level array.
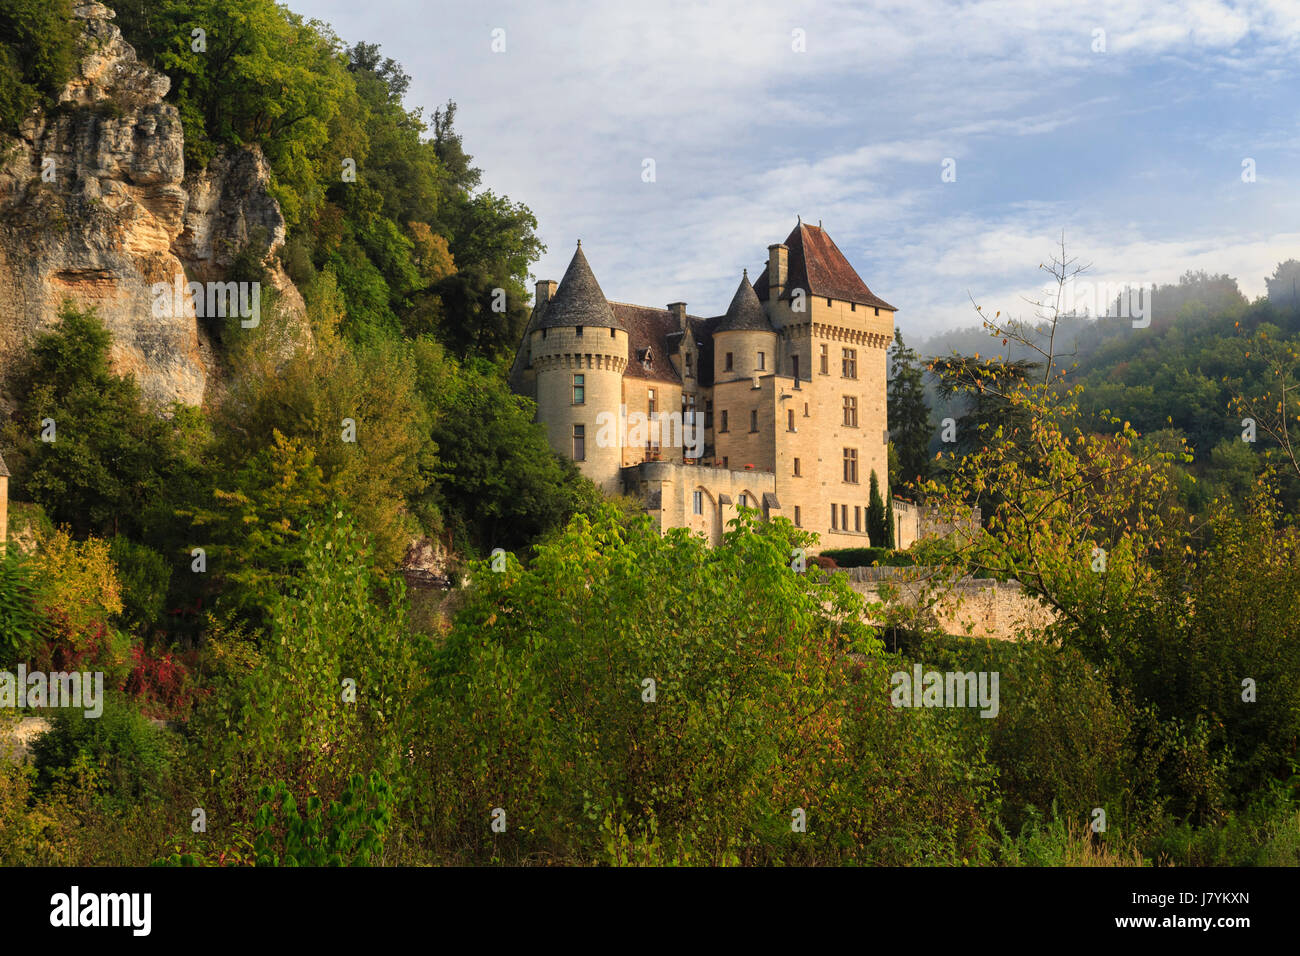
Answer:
[
  {"left": 713, "top": 270, "right": 777, "bottom": 382},
  {"left": 531, "top": 241, "right": 628, "bottom": 495}
]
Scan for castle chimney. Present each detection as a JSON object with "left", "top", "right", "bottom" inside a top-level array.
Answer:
[
  {"left": 535, "top": 279, "right": 557, "bottom": 310},
  {"left": 768, "top": 244, "right": 788, "bottom": 299},
  {"left": 667, "top": 302, "right": 687, "bottom": 331}
]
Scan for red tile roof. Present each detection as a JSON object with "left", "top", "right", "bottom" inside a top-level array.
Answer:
[{"left": 753, "top": 223, "right": 896, "bottom": 311}]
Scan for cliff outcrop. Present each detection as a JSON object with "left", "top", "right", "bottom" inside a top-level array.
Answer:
[{"left": 0, "top": 2, "right": 303, "bottom": 411}]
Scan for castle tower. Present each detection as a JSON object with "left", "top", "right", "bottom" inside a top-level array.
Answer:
[
  {"left": 711, "top": 271, "right": 779, "bottom": 473},
  {"left": 712, "top": 270, "right": 777, "bottom": 383},
  {"left": 529, "top": 242, "right": 628, "bottom": 494}
]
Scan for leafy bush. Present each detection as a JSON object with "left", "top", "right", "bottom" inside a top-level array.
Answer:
[
  {"left": 121, "top": 645, "right": 199, "bottom": 721},
  {"left": 0, "top": 549, "right": 49, "bottom": 664},
  {"left": 415, "top": 506, "right": 996, "bottom": 865},
  {"left": 109, "top": 536, "right": 172, "bottom": 636},
  {"left": 251, "top": 772, "right": 393, "bottom": 866},
  {"left": 820, "top": 546, "right": 915, "bottom": 568},
  {"left": 31, "top": 691, "right": 169, "bottom": 808}
]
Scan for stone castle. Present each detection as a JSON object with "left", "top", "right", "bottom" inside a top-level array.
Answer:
[{"left": 511, "top": 221, "right": 935, "bottom": 550}]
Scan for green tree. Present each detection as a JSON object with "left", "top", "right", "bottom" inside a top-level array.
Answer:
[
  {"left": 117, "top": 0, "right": 354, "bottom": 226},
  {"left": 6, "top": 304, "right": 188, "bottom": 541},
  {"left": 0, "top": 0, "right": 76, "bottom": 132},
  {"left": 423, "top": 360, "right": 599, "bottom": 553},
  {"left": 216, "top": 329, "right": 434, "bottom": 567},
  {"left": 1266, "top": 259, "right": 1300, "bottom": 310},
  {"left": 888, "top": 330, "right": 932, "bottom": 488},
  {"left": 867, "top": 470, "right": 886, "bottom": 545}
]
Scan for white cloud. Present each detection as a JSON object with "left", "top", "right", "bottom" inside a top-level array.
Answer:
[{"left": 291, "top": 0, "right": 1300, "bottom": 334}]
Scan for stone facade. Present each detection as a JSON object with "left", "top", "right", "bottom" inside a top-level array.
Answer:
[
  {"left": 848, "top": 570, "right": 1058, "bottom": 642},
  {"left": 513, "top": 221, "right": 935, "bottom": 551}
]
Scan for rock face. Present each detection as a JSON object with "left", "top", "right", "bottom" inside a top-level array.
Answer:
[
  {"left": 401, "top": 536, "right": 457, "bottom": 590},
  {"left": 0, "top": 2, "right": 303, "bottom": 411}
]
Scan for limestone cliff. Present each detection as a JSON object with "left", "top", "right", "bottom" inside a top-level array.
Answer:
[{"left": 0, "top": 2, "right": 305, "bottom": 411}]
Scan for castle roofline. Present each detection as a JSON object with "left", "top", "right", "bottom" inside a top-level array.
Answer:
[
  {"left": 754, "top": 222, "right": 896, "bottom": 311},
  {"left": 716, "top": 270, "right": 772, "bottom": 333},
  {"left": 534, "top": 243, "right": 626, "bottom": 331}
]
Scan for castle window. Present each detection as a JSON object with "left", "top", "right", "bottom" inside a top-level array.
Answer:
[
  {"left": 794, "top": 505, "right": 802, "bottom": 527},
  {"left": 576, "top": 326, "right": 584, "bottom": 337},
  {"left": 874, "top": 307, "right": 880, "bottom": 316},
  {"left": 827, "top": 298, "right": 833, "bottom": 307},
  {"left": 851, "top": 303, "right": 856, "bottom": 312},
  {"left": 648, "top": 388, "right": 656, "bottom": 416},
  {"left": 573, "top": 425, "right": 586, "bottom": 461},
  {"left": 842, "top": 504, "right": 849, "bottom": 529},
  {"left": 854, "top": 506, "right": 862, "bottom": 532},
  {"left": 793, "top": 457, "right": 801, "bottom": 476},
  {"left": 842, "top": 348, "right": 857, "bottom": 379},
  {"left": 831, "top": 504, "right": 838, "bottom": 530},
  {"left": 611, "top": 327, "right": 616, "bottom": 337},
  {"left": 739, "top": 494, "right": 748, "bottom": 509},
  {"left": 820, "top": 344, "right": 829, "bottom": 375},
  {"left": 843, "top": 447, "right": 858, "bottom": 483},
  {"left": 720, "top": 410, "right": 729, "bottom": 432},
  {"left": 843, "top": 395, "right": 858, "bottom": 427},
  {"left": 791, "top": 355, "right": 800, "bottom": 380},
  {"left": 725, "top": 352, "right": 734, "bottom": 372},
  {"left": 573, "top": 374, "right": 585, "bottom": 405},
  {"left": 686, "top": 352, "right": 693, "bottom": 375},
  {"left": 693, "top": 490, "right": 704, "bottom": 515},
  {"left": 705, "top": 400, "right": 714, "bottom": 428},
  {"left": 542, "top": 328, "right": 548, "bottom": 339},
  {"left": 749, "top": 409, "right": 758, "bottom": 432},
  {"left": 757, "top": 351, "right": 766, "bottom": 371},
  {"left": 787, "top": 409, "right": 795, "bottom": 431},
  {"left": 723, "top": 456, "right": 728, "bottom": 468},
  {"left": 804, "top": 402, "right": 809, "bottom": 417}
]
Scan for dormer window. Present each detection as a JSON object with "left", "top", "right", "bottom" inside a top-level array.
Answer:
[{"left": 642, "top": 348, "right": 654, "bottom": 370}]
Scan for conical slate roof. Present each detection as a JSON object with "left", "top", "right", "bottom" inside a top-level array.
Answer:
[
  {"left": 535, "top": 243, "right": 625, "bottom": 331},
  {"left": 716, "top": 270, "right": 772, "bottom": 333}
]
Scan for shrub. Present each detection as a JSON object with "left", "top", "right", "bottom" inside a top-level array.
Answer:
[
  {"left": 820, "top": 546, "right": 915, "bottom": 568},
  {"left": 415, "top": 506, "right": 996, "bottom": 865},
  {"left": 0, "top": 549, "right": 49, "bottom": 664},
  {"left": 31, "top": 691, "right": 169, "bottom": 808},
  {"left": 109, "top": 536, "right": 172, "bottom": 636}
]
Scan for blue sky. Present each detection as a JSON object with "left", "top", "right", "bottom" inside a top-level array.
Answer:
[{"left": 293, "top": 0, "right": 1300, "bottom": 339}]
